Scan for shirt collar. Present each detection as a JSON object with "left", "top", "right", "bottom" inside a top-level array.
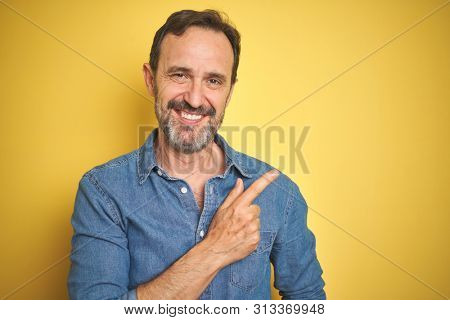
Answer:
[{"left": 137, "top": 128, "right": 252, "bottom": 185}]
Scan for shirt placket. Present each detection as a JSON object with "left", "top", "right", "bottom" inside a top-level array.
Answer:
[
  {"left": 155, "top": 164, "right": 224, "bottom": 300},
  {"left": 197, "top": 181, "right": 217, "bottom": 299}
]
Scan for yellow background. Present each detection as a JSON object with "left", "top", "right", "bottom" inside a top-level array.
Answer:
[{"left": 1, "top": 0, "right": 449, "bottom": 299}]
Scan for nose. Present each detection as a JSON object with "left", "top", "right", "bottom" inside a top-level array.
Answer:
[{"left": 183, "top": 79, "right": 204, "bottom": 109}]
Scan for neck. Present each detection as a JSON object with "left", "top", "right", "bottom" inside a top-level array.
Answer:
[{"left": 154, "top": 128, "right": 225, "bottom": 179}]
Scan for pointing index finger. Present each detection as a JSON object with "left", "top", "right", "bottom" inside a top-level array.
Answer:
[{"left": 235, "top": 169, "right": 280, "bottom": 207}]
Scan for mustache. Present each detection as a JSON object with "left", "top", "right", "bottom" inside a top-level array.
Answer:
[{"left": 167, "top": 99, "right": 216, "bottom": 117}]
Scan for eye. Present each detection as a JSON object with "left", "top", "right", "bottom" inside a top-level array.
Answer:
[
  {"left": 170, "top": 73, "right": 188, "bottom": 81},
  {"left": 208, "top": 78, "right": 222, "bottom": 86}
]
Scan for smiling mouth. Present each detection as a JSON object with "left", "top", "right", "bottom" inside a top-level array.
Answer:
[{"left": 173, "top": 109, "right": 207, "bottom": 124}]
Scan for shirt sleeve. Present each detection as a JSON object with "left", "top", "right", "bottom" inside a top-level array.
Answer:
[
  {"left": 67, "top": 172, "right": 137, "bottom": 300},
  {"left": 270, "top": 181, "right": 326, "bottom": 300}
]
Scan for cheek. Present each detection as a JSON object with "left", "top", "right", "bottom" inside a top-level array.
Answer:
[
  {"left": 207, "top": 92, "right": 229, "bottom": 113},
  {"left": 157, "top": 80, "right": 187, "bottom": 100},
  {"left": 156, "top": 93, "right": 181, "bottom": 111}
]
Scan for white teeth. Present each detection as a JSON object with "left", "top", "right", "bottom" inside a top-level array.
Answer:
[{"left": 181, "top": 111, "right": 202, "bottom": 121}]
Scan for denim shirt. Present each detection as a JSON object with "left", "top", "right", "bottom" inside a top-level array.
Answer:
[{"left": 68, "top": 128, "right": 326, "bottom": 300}]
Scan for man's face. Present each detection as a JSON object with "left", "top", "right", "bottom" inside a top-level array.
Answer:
[{"left": 144, "top": 26, "right": 235, "bottom": 154}]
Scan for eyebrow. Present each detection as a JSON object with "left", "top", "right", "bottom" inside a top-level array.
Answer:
[{"left": 166, "top": 65, "right": 227, "bottom": 83}]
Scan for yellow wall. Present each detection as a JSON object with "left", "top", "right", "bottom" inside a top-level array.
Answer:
[{"left": 1, "top": 0, "right": 449, "bottom": 299}]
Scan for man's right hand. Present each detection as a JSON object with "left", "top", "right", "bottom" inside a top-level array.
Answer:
[
  {"left": 136, "top": 169, "right": 280, "bottom": 299},
  {"left": 203, "top": 169, "right": 280, "bottom": 268}
]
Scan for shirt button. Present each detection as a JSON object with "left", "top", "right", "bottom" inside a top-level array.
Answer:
[
  {"left": 199, "top": 230, "right": 205, "bottom": 238},
  {"left": 157, "top": 169, "right": 162, "bottom": 176},
  {"left": 180, "top": 186, "right": 188, "bottom": 194}
]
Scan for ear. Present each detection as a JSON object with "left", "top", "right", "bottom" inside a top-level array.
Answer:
[{"left": 142, "top": 63, "right": 156, "bottom": 97}]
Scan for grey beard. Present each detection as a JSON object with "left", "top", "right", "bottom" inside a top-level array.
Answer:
[{"left": 155, "top": 101, "right": 225, "bottom": 154}]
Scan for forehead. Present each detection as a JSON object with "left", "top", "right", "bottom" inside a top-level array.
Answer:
[{"left": 159, "top": 26, "right": 234, "bottom": 76}]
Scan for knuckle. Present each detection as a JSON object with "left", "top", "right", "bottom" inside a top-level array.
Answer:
[
  {"left": 251, "top": 234, "right": 260, "bottom": 245},
  {"left": 233, "top": 215, "right": 243, "bottom": 226},
  {"left": 246, "top": 223, "right": 257, "bottom": 233},
  {"left": 245, "top": 212, "right": 254, "bottom": 221},
  {"left": 228, "top": 205, "right": 238, "bottom": 216},
  {"left": 230, "top": 203, "right": 240, "bottom": 213}
]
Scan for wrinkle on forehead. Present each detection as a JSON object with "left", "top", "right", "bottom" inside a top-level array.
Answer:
[{"left": 158, "top": 27, "right": 234, "bottom": 78}]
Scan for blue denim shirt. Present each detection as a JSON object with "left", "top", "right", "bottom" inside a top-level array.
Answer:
[{"left": 68, "top": 128, "right": 326, "bottom": 300}]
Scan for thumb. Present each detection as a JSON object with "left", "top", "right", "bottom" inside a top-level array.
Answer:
[{"left": 220, "top": 178, "right": 244, "bottom": 209}]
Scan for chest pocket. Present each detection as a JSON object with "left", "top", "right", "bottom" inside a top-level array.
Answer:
[{"left": 230, "top": 231, "right": 275, "bottom": 292}]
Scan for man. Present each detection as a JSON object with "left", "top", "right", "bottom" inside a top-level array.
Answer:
[{"left": 68, "top": 9, "right": 325, "bottom": 300}]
